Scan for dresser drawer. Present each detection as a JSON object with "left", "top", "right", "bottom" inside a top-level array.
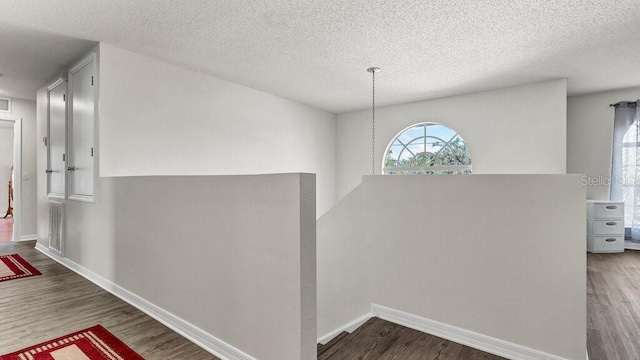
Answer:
[
  {"left": 588, "top": 219, "right": 624, "bottom": 235},
  {"left": 587, "top": 202, "right": 624, "bottom": 219},
  {"left": 587, "top": 235, "right": 624, "bottom": 253}
]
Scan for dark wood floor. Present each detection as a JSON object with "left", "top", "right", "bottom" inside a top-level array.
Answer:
[
  {"left": 588, "top": 250, "right": 640, "bottom": 360},
  {"left": 0, "top": 241, "right": 511, "bottom": 360},
  {"left": 9, "top": 240, "right": 629, "bottom": 359},
  {"left": 0, "top": 241, "right": 219, "bottom": 359},
  {"left": 318, "top": 318, "right": 505, "bottom": 360}
]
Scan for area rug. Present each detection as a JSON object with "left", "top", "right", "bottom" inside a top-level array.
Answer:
[
  {"left": 0, "top": 254, "right": 41, "bottom": 283},
  {"left": 0, "top": 325, "right": 144, "bottom": 360}
]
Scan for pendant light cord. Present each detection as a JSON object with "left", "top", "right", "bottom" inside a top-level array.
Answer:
[
  {"left": 371, "top": 70, "right": 376, "bottom": 175},
  {"left": 367, "top": 67, "right": 380, "bottom": 175}
]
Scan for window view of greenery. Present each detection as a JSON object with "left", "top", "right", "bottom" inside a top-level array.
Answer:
[{"left": 384, "top": 123, "right": 471, "bottom": 175}]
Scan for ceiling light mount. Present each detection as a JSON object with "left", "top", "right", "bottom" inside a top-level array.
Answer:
[{"left": 366, "top": 67, "right": 380, "bottom": 73}]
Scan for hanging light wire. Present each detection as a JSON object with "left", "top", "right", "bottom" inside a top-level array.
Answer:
[{"left": 367, "top": 67, "right": 380, "bottom": 175}]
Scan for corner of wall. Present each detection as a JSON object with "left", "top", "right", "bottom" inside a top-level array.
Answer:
[
  {"left": 299, "top": 173, "right": 317, "bottom": 359},
  {"left": 566, "top": 86, "right": 640, "bottom": 200}
]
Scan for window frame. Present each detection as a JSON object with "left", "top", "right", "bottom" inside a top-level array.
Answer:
[{"left": 382, "top": 122, "right": 472, "bottom": 175}]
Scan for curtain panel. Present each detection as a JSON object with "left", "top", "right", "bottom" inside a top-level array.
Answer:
[{"left": 611, "top": 101, "right": 640, "bottom": 241}]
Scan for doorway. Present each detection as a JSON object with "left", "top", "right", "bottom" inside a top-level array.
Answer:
[{"left": 0, "top": 115, "right": 21, "bottom": 242}]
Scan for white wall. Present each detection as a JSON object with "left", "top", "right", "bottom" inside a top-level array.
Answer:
[
  {"left": 36, "top": 43, "right": 329, "bottom": 359},
  {"left": 98, "top": 43, "right": 337, "bottom": 215},
  {"left": 317, "top": 185, "right": 370, "bottom": 337},
  {"left": 0, "top": 124, "right": 13, "bottom": 212},
  {"left": 39, "top": 174, "right": 316, "bottom": 360},
  {"left": 568, "top": 87, "right": 640, "bottom": 200},
  {"left": 336, "top": 79, "right": 568, "bottom": 199},
  {"left": 365, "top": 175, "right": 585, "bottom": 360},
  {"left": 36, "top": 88, "right": 49, "bottom": 243},
  {"left": 318, "top": 174, "right": 586, "bottom": 360},
  {"left": 1, "top": 99, "right": 37, "bottom": 239}
]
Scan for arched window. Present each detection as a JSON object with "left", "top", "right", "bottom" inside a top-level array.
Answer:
[{"left": 383, "top": 122, "right": 472, "bottom": 175}]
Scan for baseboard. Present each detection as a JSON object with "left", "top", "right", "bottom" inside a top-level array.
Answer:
[
  {"left": 35, "top": 244, "right": 256, "bottom": 360},
  {"left": 372, "top": 304, "right": 578, "bottom": 360},
  {"left": 625, "top": 240, "right": 640, "bottom": 250},
  {"left": 18, "top": 234, "right": 37, "bottom": 241},
  {"left": 317, "top": 313, "right": 373, "bottom": 345}
]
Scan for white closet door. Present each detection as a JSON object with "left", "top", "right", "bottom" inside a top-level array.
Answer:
[
  {"left": 47, "top": 78, "right": 67, "bottom": 198},
  {"left": 68, "top": 53, "right": 95, "bottom": 201}
]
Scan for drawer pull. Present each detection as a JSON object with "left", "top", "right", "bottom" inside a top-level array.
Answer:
[
  {"left": 606, "top": 222, "right": 618, "bottom": 226},
  {"left": 606, "top": 205, "right": 618, "bottom": 210},
  {"left": 605, "top": 238, "right": 617, "bottom": 242}
]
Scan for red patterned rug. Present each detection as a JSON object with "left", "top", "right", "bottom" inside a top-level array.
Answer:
[
  {"left": 0, "top": 325, "right": 144, "bottom": 359},
  {"left": 0, "top": 254, "right": 41, "bottom": 283}
]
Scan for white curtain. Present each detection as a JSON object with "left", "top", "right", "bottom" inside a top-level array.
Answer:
[{"left": 610, "top": 101, "right": 640, "bottom": 241}]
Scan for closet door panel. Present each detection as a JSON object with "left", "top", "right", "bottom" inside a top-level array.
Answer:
[
  {"left": 69, "top": 54, "right": 95, "bottom": 200},
  {"left": 47, "top": 79, "right": 67, "bottom": 198}
]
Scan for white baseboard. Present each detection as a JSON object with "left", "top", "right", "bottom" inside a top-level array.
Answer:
[
  {"left": 18, "top": 234, "right": 37, "bottom": 241},
  {"left": 372, "top": 304, "right": 578, "bottom": 360},
  {"left": 317, "top": 313, "right": 372, "bottom": 345},
  {"left": 35, "top": 244, "right": 256, "bottom": 360},
  {"left": 625, "top": 240, "right": 640, "bottom": 250}
]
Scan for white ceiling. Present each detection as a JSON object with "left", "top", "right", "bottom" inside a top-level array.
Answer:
[
  {"left": 0, "top": 23, "right": 96, "bottom": 101},
  {"left": 0, "top": 0, "right": 639, "bottom": 113}
]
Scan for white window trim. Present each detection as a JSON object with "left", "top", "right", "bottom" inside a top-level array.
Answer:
[
  {"left": 382, "top": 122, "right": 471, "bottom": 175},
  {"left": 383, "top": 165, "right": 472, "bottom": 174}
]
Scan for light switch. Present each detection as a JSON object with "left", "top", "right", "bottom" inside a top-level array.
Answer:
[{"left": 22, "top": 172, "right": 29, "bottom": 181}]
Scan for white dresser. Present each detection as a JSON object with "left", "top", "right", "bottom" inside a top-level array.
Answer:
[{"left": 587, "top": 200, "right": 625, "bottom": 253}]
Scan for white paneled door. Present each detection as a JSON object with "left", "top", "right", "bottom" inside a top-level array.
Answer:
[
  {"left": 68, "top": 53, "right": 95, "bottom": 201},
  {"left": 47, "top": 78, "right": 67, "bottom": 198}
]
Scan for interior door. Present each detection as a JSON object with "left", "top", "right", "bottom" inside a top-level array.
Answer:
[
  {"left": 47, "top": 78, "right": 67, "bottom": 198},
  {"left": 68, "top": 54, "right": 95, "bottom": 200}
]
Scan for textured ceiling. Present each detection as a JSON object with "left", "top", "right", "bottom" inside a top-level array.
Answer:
[
  {"left": 0, "top": 23, "right": 96, "bottom": 101},
  {"left": 0, "top": 1, "right": 639, "bottom": 112}
]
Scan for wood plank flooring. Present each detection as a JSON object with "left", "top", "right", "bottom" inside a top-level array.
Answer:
[
  {"left": 8, "top": 240, "right": 635, "bottom": 359},
  {"left": 317, "top": 318, "right": 505, "bottom": 360},
  {"left": 0, "top": 218, "right": 12, "bottom": 242},
  {"left": 588, "top": 250, "right": 640, "bottom": 360},
  {"left": 0, "top": 241, "right": 219, "bottom": 359}
]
